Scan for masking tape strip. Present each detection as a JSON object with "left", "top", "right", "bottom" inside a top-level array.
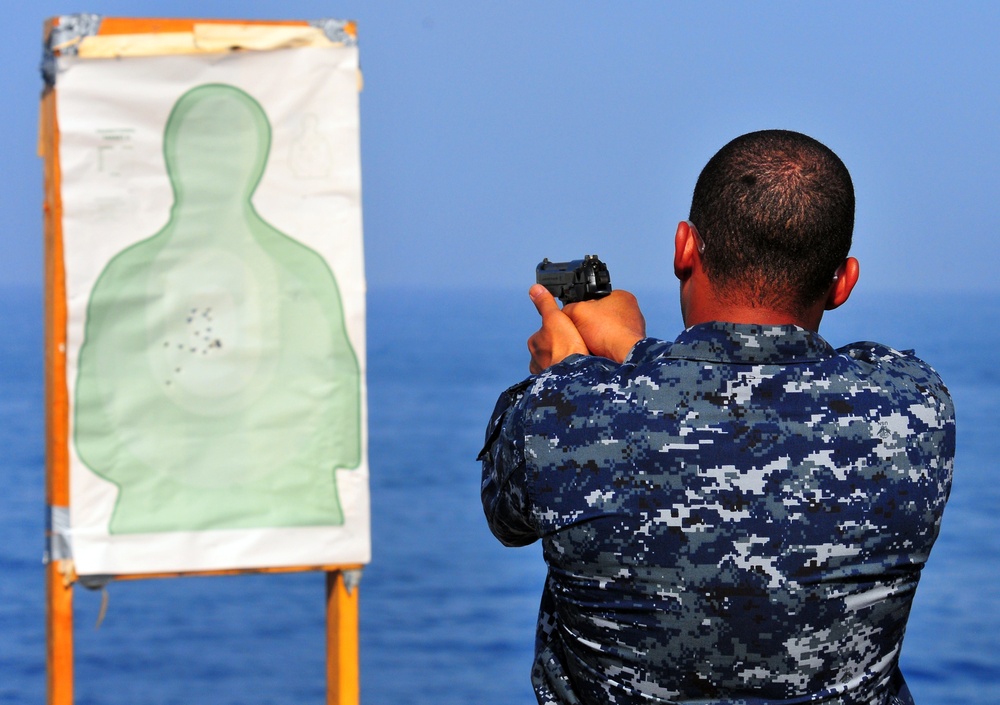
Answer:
[
  {"left": 342, "top": 567, "right": 363, "bottom": 595},
  {"left": 192, "top": 23, "right": 337, "bottom": 52},
  {"left": 45, "top": 504, "right": 72, "bottom": 563},
  {"left": 309, "top": 19, "right": 358, "bottom": 47},
  {"left": 42, "top": 13, "right": 102, "bottom": 86},
  {"left": 77, "top": 32, "right": 203, "bottom": 58},
  {"left": 49, "top": 13, "right": 103, "bottom": 55},
  {"left": 75, "top": 22, "right": 349, "bottom": 59}
]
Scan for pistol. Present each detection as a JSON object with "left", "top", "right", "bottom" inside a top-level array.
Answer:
[{"left": 536, "top": 255, "right": 612, "bottom": 305}]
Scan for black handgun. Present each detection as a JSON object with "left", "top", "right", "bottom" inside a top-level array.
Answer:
[{"left": 536, "top": 255, "right": 612, "bottom": 305}]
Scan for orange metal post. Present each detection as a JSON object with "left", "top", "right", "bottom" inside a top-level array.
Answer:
[
  {"left": 41, "top": 20, "right": 74, "bottom": 702},
  {"left": 45, "top": 563, "right": 73, "bottom": 705},
  {"left": 326, "top": 570, "right": 361, "bottom": 705}
]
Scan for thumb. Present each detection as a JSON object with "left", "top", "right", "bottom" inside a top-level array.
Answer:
[{"left": 529, "top": 284, "right": 561, "bottom": 317}]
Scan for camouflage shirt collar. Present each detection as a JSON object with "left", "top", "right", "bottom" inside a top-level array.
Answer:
[{"left": 629, "top": 321, "right": 836, "bottom": 365}]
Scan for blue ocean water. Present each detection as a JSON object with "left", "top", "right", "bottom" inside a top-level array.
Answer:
[{"left": 1, "top": 285, "right": 997, "bottom": 704}]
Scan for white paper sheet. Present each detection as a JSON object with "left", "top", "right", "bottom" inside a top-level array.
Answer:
[{"left": 56, "top": 43, "right": 369, "bottom": 576}]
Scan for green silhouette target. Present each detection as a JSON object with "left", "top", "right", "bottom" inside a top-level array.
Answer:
[{"left": 74, "top": 84, "right": 362, "bottom": 534}]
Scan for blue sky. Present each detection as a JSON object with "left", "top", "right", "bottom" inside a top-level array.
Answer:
[{"left": 4, "top": 2, "right": 998, "bottom": 296}]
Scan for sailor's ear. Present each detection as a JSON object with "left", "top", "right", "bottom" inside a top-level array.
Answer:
[
  {"left": 674, "top": 221, "right": 701, "bottom": 281},
  {"left": 824, "top": 257, "right": 859, "bottom": 310}
]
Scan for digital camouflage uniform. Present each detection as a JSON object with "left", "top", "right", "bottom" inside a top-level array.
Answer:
[{"left": 480, "top": 322, "right": 955, "bottom": 705}]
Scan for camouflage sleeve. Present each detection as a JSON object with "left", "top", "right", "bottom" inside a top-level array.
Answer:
[
  {"left": 480, "top": 377, "right": 538, "bottom": 547},
  {"left": 480, "top": 343, "right": 672, "bottom": 547}
]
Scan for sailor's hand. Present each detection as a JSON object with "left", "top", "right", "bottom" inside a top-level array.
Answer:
[
  {"left": 563, "top": 290, "right": 646, "bottom": 364},
  {"left": 527, "top": 285, "right": 589, "bottom": 374}
]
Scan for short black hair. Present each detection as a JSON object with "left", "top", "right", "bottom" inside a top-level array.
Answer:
[{"left": 689, "top": 130, "right": 855, "bottom": 312}]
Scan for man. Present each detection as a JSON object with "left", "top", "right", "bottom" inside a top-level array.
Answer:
[{"left": 480, "top": 130, "right": 955, "bottom": 705}]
